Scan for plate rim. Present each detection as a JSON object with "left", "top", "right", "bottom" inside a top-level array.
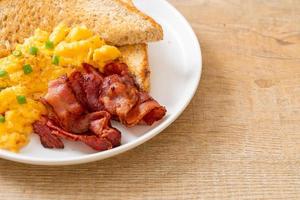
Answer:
[{"left": 0, "top": 0, "right": 202, "bottom": 165}]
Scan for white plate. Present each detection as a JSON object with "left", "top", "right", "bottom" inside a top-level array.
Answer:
[{"left": 0, "top": 0, "right": 202, "bottom": 165}]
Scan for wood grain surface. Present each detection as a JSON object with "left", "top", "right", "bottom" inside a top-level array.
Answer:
[{"left": 1, "top": 0, "right": 300, "bottom": 199}]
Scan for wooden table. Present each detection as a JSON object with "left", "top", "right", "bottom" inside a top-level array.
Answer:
[{"left": 1, "top": 0, "right": 300, "bottom": 199}]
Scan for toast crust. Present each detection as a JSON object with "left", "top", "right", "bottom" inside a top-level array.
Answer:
[
  {"left": 115, "top": 0, "right": 163, "bottom": 41},
  {"left": 0, "top": 0, "right": 163, "bottom": 49}
]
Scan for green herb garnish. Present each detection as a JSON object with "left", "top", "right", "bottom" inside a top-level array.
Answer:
[
  {"left": 29, "top": 46, "right": 38, "bottom": 55},
  {"left": 16, "top": 95, "right": 27, "bottom": 104}
]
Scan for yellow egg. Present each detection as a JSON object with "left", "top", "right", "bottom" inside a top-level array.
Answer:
[
  {"left": 65, "top": 25, "right": 94, "bottom": 42},
  {"left": 93, "top": 45, "right": 121, "bottom": 71},
  {"left": 0, "top": 23, "right": 121, "bottom": 152},
  {"left": 49, "top": 22, "right": 70, "bottom": 45},
  {"left": 55, "top": 35, "right": 104, "bottom": 57}
]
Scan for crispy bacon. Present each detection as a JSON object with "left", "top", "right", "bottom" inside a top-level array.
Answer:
[
  {"left": 68, "top": 71, "right": 89, "bottom": 109},
  {"left": 82, "top": 64, "right": 104, "bottom": 111},
  {"left": 34, "top": 111, "right": 121, "bottom": 151},
  {"left": 37, "top": 73, "right": 121, "bottom": 151},
  {"left": 34, "top": 61, "right": 166, "bottom": 151},
  {"left": 99, "top": 73, "right": 166, "bottom": 127},
  {"left": 33, "top": 117, "right": 64, "bottom": 149},
  {"left": 88, "top": 111, "right": 121, "bottom": 147},
  {"left": 46, "top": 119, "right": 117, "bottom": 151},
  {"left": 123, "top": 92, "right": 167, "bottom": 126},
  {"left": 69, "top": 64, "right": 104, "bottom": 112},
  {"left": 103, "top": 61, "right": 129, "bottom": 76},
  {"left": 44, "top": 76, "right": 86, "bottom": 133},
  {"left": 100, "top": 74, "right": 139, "bottom": 118}
]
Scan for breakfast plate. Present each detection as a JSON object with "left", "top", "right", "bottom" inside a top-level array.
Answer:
[{"left": 0, "top": 0, "right": 202, "bottom": 165}]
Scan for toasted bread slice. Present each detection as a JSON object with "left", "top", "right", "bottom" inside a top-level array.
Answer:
[
  {"left": 120, "top": 44, "right": 150, "bottom": 92},
  {"left": 119, "top": 1, "right": 150, "bottom": 91},
  {"left": 0, "top": 0, "right": 162, "bottom": 50},
  {"left": 120, "top": 0, "right": 134, "bottom": 6},
  {"left": 0, "top": 0, "right": 152, "bottom": 92}
]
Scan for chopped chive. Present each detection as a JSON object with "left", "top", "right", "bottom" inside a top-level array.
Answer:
[
  {"left": 45, "top": 40, "right": 54, "bottom": 49},
  {"left": 0, "top": 115, "right": 5, "bottom": 123},
  {"left": 23, "top": 64, "right": 33, "bottom": 74},
  {"left": 0, "top": 69, "right": 7, "bottom": 77},
  {"left": 16, "top": 95, "right": 27, "bottom": 104},
  {"left": 52, "top": 55, "right": 60, "bottom": 65},
  {"left": 29, "top": 46, "right": 38, "bottom": 55},
  {"left": 12, "top": 50, "right": 22, "bottom": 57}
]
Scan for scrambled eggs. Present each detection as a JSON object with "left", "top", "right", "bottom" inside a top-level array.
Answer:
[{"left": 0, "top": 23, "right": 121, "bottom": 152}]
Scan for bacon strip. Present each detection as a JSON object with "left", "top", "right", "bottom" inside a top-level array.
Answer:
[
  {"left": 123, "top": 92, "right": 166, "bottom": 126},
  {"left": 100, "top": 74, "right": 139, "bottom": 118},
  {"left": 34, "top": 111, "right": 121, "bottom": 151},
  {"left": 36, "top": 73, "right": 121, "bottom": 151},
  {"left": 69, "top": 64, "right": 104, "bottom": 112},
  {"left": 33, "top": 117, "right": 64, "bottom": 149},
  {"left": 68, "top": 71, "right": 89, "bottom": 109},
  {"left": 99, "top": 65, "right": 166, "bottom": 127},
  {"left": 81, "top": 64, "right": 104, "bottom": 111},
  {"left": 88, "top": 111, "right": 121, "bottom": 147},
  {"left": 46, "top": 119, "right": 115, "bottom": 151},
  {"left": 103, "top": 61, "right": 129, "bottom": 76},
  {"left": 44, "top": 76, "right": 86, "bottom": 133},
  {"left": 34, "top": 61, "right": 166, "bottom": 152}
]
